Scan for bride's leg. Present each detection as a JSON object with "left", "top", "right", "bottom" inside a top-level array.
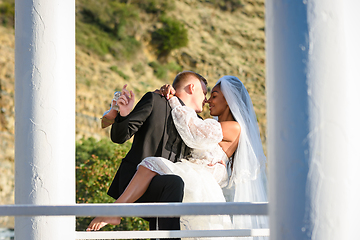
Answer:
[
  {"left": 115, "top": 166, "right": 159, "bottom": 203},
  {"left": 86, "top": 166, "right": 158, "bottom": 231}
]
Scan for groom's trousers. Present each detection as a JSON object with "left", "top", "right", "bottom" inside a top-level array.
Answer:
[{"left": 137, "top": 174, "right": 184, "bottom": 240}]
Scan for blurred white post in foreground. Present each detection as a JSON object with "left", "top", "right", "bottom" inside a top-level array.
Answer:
[
  {"left": 266, "top": 0, "right": 360, "bottom": 239},
  {"left": 14, "top": 0, "right": 75, "bottom": 239}
]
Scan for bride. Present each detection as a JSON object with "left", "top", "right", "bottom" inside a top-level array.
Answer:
[{"left": 87, "top": 76, "right": 268, "bottom": 239}]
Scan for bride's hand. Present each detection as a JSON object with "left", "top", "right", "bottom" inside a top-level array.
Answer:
[{"left": 158, "top": 84, "right": 176, "bottom": 100}]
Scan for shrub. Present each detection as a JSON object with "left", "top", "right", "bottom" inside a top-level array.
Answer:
[
  {"left": 166, "top": 61, "right": 182, "bottom": 72},
  {"left": 115, "top": 36, "right": 142, "bottom": 60},
  {"left": 132, "top": 62, "right": 146, "bottom": 76},
  {"left": 151, "top": 16, "right": 188, "bottom": 59},
  {"left": 76, "top": 0, "right": 141, "bottom": 59},
  {"left": 76, "top": 137, "right": 149, "bottom": 231},
  {"left": 110, "top": 66, "right": 130, "bottom": 80},
  {"left": 149, "top": 61, "right": 167, "bottom": 80},
  {"left": 76, "top": 20, "right": 115, "bottom": 56},
  {"left": 200, "top": 0, "right": 243, "bottom": 12},
  {"left": 149, "top": 61, "right": 182, "bottom": 80},
  {"left": 79, "top": 1, "right": 139, "bottom": 39},
  {"left": 107, "top": 2, "right": 139, "bottom": 39},
  {"left": 0, "top": 0, "right": 14, "bottom": 27},
  {"left": 132, "top": 0, "right": 175, "bottom": 14}
]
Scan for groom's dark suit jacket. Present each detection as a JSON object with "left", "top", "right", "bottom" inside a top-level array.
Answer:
[{"left": 107, "top": 91, "right": 189, "bottom": 200}]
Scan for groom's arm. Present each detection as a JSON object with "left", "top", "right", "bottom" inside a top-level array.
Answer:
[{"left": 111, "top": 92, "right": 154, "bottom": 144}]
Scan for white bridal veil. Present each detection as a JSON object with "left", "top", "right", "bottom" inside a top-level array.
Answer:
[{"left": 216, "top": 76, "right": 268, "bottom": 236}]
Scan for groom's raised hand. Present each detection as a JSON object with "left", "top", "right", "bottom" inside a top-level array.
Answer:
[{"left": 117, "top": 84, "right": 135, "bottom": 117}]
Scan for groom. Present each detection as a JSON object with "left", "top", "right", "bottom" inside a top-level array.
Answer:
[{"left": 107, "top": 71, "right": 208, "bottom": 238}]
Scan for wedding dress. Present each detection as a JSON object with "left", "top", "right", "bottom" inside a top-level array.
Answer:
[
  {"left": 139, "top": 76, "right": 268, "bottom": 240},
  {"left": 138, "top": 96, "right": 234, "bottom": 237}
]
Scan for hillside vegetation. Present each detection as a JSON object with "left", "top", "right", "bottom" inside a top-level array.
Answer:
[{"left": 0, "top": 0, "right": 266, "bottom": 228}]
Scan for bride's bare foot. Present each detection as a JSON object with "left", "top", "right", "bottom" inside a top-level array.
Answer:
[{"left": 86, "top": 216, "right": 121, "bottom": 231}]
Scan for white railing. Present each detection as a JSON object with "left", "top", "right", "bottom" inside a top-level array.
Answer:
[{"left": 0, "top": 202, "right": 269, "bottom": 239}]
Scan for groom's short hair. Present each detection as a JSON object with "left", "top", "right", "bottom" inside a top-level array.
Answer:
[{"left": 172, "top": 71, "right": 208, "bottom": 90}]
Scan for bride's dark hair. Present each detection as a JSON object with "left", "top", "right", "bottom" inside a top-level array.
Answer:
[{"left": 214, "top": 82, "right": 236, "bottom": 122}]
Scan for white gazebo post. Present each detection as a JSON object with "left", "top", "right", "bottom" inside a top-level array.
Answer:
[
  {"left": 266, "top": 0, "right": 360, "bottom": 239},
  {"left": 14, "top": 0, "right": 75, "bottom": 239}
]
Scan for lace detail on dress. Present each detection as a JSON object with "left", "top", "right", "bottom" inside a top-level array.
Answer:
[
  {"left": 138, "top": 157, "right": 173, "bottom": 175},
  {"left": 169, "top": 97, "right": 224, "bottom": 166},
  {"left": 169, "top": 97, "right": 223, "bottom": 151}
]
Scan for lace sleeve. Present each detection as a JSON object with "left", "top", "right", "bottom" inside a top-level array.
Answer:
[{"left": 169, "top": 97, "right": 223, "bottom": 149}]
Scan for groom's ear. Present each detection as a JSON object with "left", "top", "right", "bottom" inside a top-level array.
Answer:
[{"left": 188, "top": 83, "right": 195, "bottom": 94}]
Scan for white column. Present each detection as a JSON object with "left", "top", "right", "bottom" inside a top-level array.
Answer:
[
  {"left": 14, "top": 0, "right": 75, "bottom": 239},
  {"left": 266, "top": 0, "right": 360, "bottom": 239}
]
